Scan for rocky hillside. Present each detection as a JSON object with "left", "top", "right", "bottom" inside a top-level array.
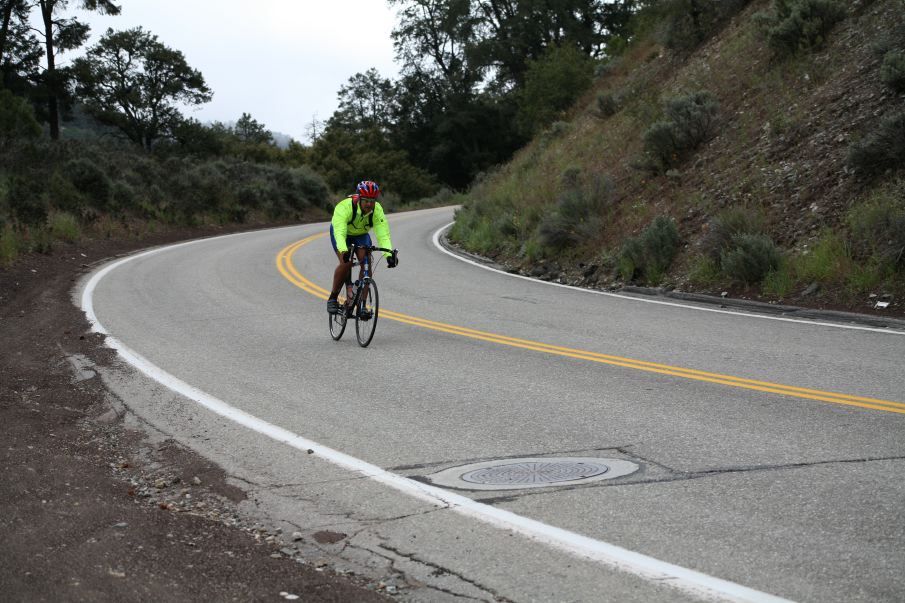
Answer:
[{"left": 451, "top": 0, "right": 905, "bottom": 317}]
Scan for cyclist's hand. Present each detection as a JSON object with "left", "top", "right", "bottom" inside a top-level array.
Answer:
[{"left": 387, "top": 251, "right": 398, "bottom": 268}]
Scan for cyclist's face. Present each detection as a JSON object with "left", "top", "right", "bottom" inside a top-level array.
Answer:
[{"left": 360, "top": 198, "right": 376, "bottom": 213}]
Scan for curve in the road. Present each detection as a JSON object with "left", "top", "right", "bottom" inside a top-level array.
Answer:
[
  {"left": 82, "top": 233, "right": 794, "bottom": 603},
  {"left": 277, "top": 236, "right": 905, "bottom": 416}
]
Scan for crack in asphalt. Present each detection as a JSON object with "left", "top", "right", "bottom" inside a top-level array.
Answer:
[
  {"left": 468, "top": 454, "right": 905, "bottom": 504},
  {"left": 258, "top": 475, "right": 374, "bottom": 490},
  {"left": 376, "top": 542, "right": 513, "bottom": 603},
  {"left": 387, "top": 445, "right": 629, "bottom": 472},
  {"left": 691, "top": 454, "right": 905, "bottom": 477}
]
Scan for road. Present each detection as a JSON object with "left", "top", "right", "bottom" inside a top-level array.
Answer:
[{"left": 82, "top": 206, "right": 905, "bottom": 602}]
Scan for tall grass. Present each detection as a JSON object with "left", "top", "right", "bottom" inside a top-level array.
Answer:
[
  {"left": 0, "top": 224, "right": 19, "bottom": 264},
  {"left": 847, "top": 182, "right": 905, "bottom": 272},
  {"left": 48, "top": 212, "right": 81, "bottom": 242}
]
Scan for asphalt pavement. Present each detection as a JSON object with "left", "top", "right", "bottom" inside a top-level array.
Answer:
[{"left": 82, "top": 206, "right": 905, "bottom": 602}]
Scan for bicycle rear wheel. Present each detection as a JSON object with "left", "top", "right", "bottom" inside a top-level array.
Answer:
[
  {"left": 328, "top": 296, "right": 348, "bottom": 341},
  {"left": 355, "top": 279, "right": 379, "bottom": 347}
]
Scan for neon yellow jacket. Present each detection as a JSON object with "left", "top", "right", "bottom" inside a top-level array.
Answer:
[{"left": 331, "top": 196, "right": 393, "bottom": 256}]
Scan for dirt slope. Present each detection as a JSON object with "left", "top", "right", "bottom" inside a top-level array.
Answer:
[{"left": 0, "top": 230, "right": 392, "bottom": 602}]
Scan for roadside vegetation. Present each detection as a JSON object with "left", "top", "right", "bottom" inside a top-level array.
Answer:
[
  {"left": 449, "top": 0, "right": 905, "bottom": 309},
  {"left": 3, "top": 0, "right": 640, "bottom": 264},
  {"left": 2, "top": 0, "right": 903, "bottom": 312}
]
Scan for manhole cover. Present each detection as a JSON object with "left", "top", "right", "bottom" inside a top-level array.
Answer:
[
  {"left": 427, "top": 457, "right": 639, "bottom": 491},
  {"left": 461, "top": 461, "right": 609, "bottom": 485}
]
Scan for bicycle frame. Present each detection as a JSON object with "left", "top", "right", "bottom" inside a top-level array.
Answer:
[
  {"left": 330, "top": 244, "right": 396, "bottom": 347},
  {"left": 344, "top": 244, "right": 377, "bottom": 310}
]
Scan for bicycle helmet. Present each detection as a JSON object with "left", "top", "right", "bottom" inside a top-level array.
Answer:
[{"left": 356, "top": 180, "right": 380, "bottom": 199}]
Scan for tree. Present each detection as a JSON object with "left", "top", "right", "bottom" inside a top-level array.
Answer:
[
  {"left": 31, "top": 0, "right": 121, "bottom": 139},
  {"left": 332, "top": 68, "right": 397, "bottom": 134},
  {"left": 1, "top": 1, "right": 41, "bottom": 92},
  {"left": 389, "top": 0, "right": 483, "bottom": 98},
  {"left": 384, "top": 0, "right": 645, "bottom": 187},
  {"left": 73, "top": 27, "right": 212, "bottom": 150},
  {"left": 308, "top": 123, "right": 439, "bottom": 202},
  {"left": 2, "top": 1, "right": 44, "bottom": 125},
  {"left": 516, "top": 44, "right": 594, "bottom": 134},
  {"left": 233, "top": 112, "right": 273, "bottom": 145},
  {"left": 167, "top": 117, "right": 227, "bottom": 157},
  {"left": 473, "top": 0, "right": 607, "bottom": 89}
]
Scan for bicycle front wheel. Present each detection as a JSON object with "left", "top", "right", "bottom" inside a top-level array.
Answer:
[{"left": 355, "top": 279, "right": 379, "bottom": 347}]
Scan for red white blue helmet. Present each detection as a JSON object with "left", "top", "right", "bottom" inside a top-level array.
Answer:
[{"left": 356, "top": 180, "right": 380, "bottom": 199}]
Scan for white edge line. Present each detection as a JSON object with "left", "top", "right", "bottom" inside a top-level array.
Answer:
[
  {"left": 80, "top": 231, "right": 792, "bottom": 603},
  {"left": 432, "top": 222, "right": 904, "bottom": 336}
]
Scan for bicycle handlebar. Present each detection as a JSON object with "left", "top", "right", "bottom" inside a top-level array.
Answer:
[
  {"left": 348, "top": 244, "right": 396, "bottom": 255},
  {"left": 346, "top": 244, "right": 398, "bottom": 267}
]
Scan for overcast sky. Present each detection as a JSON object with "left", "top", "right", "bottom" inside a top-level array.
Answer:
[{"left": 66, "top": 1, "right": 401, "bottom": 143}]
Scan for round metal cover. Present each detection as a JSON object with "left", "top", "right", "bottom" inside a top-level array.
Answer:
[
  {"left": 461, "top": 460, "right": 609, "bottom": 485},
  {"left": 427, "top": 457, "right": 639, "bottom": 491}
]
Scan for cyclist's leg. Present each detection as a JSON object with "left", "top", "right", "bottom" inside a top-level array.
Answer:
[
  {"left": 354, "top": 247, "right": 369, "bottom": 282},
  {"left": 330, "top": 251, "right": 352, "bottom": 294},
  {"left": 328, "top": 226, "right": 353, "bottom": 312},
  {"left": 356, "top": 234, "right": 373, "bottom": 282}
]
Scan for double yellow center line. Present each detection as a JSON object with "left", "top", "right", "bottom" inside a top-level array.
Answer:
[{"left": 277, "top": 235, "right": 905, "bottom": 415}]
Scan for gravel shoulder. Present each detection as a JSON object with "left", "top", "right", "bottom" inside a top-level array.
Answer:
[{"left": 0, "top": 227, "right": 389, "bottom": 602}]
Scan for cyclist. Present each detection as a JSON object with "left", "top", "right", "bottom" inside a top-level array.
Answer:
[{"left": 327, "top": 180, "right": 397, "bottom": 314}]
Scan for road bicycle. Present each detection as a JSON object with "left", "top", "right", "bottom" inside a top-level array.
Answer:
[{"left": 329, "top": 244, "right": 397, "bottom": 347}]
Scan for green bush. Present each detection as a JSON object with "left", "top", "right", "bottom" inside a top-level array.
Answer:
[
  {"left": 880, "top": 49, "right": 905, "bottom": 92},
  {"left": 641, "top": 122, "right": 679, "bottom": 169},
  {"left": 702, "top": 206, "right": 767, "bottom": 265},
  {"left": 0, "top": 90, "right": 41, "bottom": 143},
  {"left": 661, "top": 0, "right": 751, "bottom": 52},
  {"left": 847, "top": 191, "right": 905, "bottom": 272},
  {"left": 760, "top": 0, "right": 847, "bottom": 56},
  {"left": 49, "top": 171, "right": 87, "bottom": 214},
  {"left": 448, "top": 199, "right": 504, "bottom": 255},
  {"left": 283, "top": 165, "right": 330, "bottom": 210},
  {"left": 168, "top": 160, "right": 231, "bottom": 219},
  {"left": 111, "top": 180, "right": 137, "bottom": 207},
  {"left": 720, "top": 233, "right": 782, "bottom": 284},
  {"left": 64, "top": 158, "right": 112, "bottom": 204},
  {"left": 7, "top": 176, "right": 47, "bottom": 226},
  {"left": 618, "top": 216, "right": 680, "bottom": 283},
  {"left": 618, "top": 236, "right": 647, "bottom": 281},
  {"left": 0, "top": 133, "right": 337, "bottom": 234},
  {"left": 535, "top": 175, "right": 614, "bottom": 253},
  {"left": 596, "top": 92, "right": 619, "bottom": 118},
  {"left": 27, "top": 226, "right": 54, "bottom": 254},
  {"left": 549, "top": 121, "right": 571, "bottom": 138},
  {"left": 665, "top": 92, "right": 720, "bottom": 148},
  {"left": 455, "top": 214, "right": 499, "bottom": 256},
  {"left": 641, "top": 91, "right": 719, "bottom": 170},
  {"left": 846, "top": 111, "right": 905, "bottom": 178}
]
